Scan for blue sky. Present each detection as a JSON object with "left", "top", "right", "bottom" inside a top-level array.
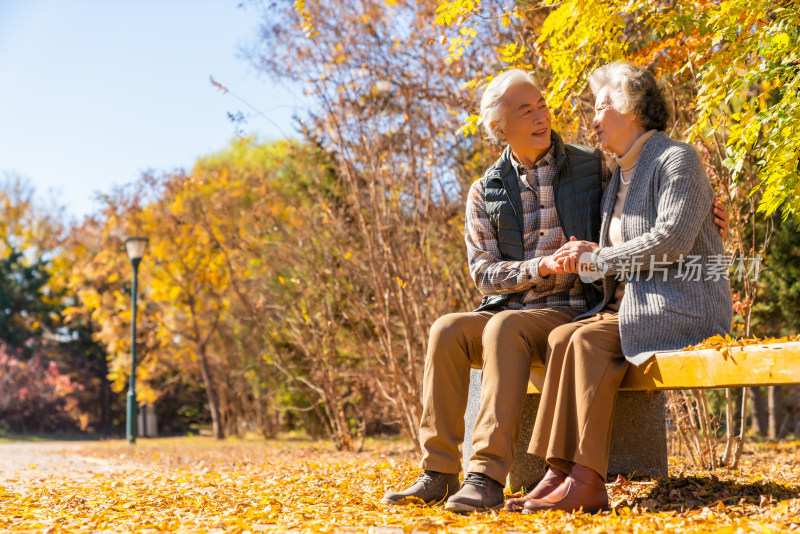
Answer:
[{"left": 0, "top": 1, "right": 301, "bottom": 221}]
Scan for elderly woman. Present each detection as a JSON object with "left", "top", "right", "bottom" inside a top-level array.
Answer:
[{"left": 505, "top": 62, "right": 733, "bottom": 513}]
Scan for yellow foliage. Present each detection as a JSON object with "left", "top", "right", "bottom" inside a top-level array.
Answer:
[
  {"left": 434, "top": 0, "right": 479, "bottom": 26},
  {"left": 293, "top": 0, "right": 319, "bottom": 39},
  {"left": 455, "top": 114, "right": 481, "bottom": 137}
]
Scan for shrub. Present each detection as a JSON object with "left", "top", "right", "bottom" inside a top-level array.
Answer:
[{"left": 0, "top": 345, "right": 88, "bottom": 433}]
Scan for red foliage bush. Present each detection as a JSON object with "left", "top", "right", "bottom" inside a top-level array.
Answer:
[{"left": 0, "top": 345, "right": 88, "bottom": 433}]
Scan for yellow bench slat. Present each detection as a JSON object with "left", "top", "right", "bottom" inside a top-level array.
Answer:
[{"left": 526, "top": 341, "right": 800, "bottom": 394}]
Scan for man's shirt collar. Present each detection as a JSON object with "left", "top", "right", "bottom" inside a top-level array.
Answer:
[{"left": 510, "top": 144, "right": 556, "bottom": 176}]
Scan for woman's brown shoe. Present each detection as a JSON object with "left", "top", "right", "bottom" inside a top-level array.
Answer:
[
  {"left": 522, "top": 464, "right": 608, "bottom": 514},
  {"left": 504, "top": 465, "right": 567, "bottom": 511}
]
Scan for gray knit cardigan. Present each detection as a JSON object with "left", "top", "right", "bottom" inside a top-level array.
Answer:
[{"left": 578, "top": 132, "right": 733, "bottom": 366}]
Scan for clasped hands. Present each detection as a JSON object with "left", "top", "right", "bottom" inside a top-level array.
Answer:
[
  {"left": 539, "top": 237, "right": 599, "bottom": 276},
  {"left": 537, "top": 198, "right": 731, "bottom": 277}
]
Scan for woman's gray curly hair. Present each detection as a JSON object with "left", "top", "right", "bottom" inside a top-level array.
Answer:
[
  {"left": 479, "top": 69, "right": 537, "bottom": 145},
  {"left": 589, "top": 62, "right": 671, "bottom": 131}
]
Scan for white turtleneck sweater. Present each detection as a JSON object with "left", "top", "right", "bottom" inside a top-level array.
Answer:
[{"left": 606, "top": 129, "right": 657, "bottom": 309}]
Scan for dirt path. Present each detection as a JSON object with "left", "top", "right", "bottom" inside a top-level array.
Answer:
[{"left": 0, "top": 441, "right": 133, "bottom": 492}]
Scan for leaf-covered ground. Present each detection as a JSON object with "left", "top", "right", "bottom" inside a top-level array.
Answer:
[{"left": 1, "top": 436, "right": 799, "bottom": 533}]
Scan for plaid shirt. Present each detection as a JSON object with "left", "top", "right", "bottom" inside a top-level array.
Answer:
[{"left": 465, "top": 145, "right": 613, "bottom": 311}]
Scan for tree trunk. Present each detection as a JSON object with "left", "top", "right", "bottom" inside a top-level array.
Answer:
[
  {"left": 768, "top": 385, "right": 784, "bottom": 440},
  {"left": 749, "top": 387, "right": 768, "bottom": 437},
  {"left": 101, "top": 368, "right": 112, "bottom": 435},
  {"left": 259, "top": 390, "right": 276, "bottom": 439},
  {"left": 197, "top": 343, "right": 225, "bottom": 439}
]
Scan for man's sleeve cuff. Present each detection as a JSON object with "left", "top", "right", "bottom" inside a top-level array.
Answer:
[{"left": 526, "top": 258, "right": 545, "bottom": 286}]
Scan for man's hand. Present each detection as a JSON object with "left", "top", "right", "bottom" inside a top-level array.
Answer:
[
  {"left": 538, "top": 255, "right": 563, "bottom": 277},
  {"left": 713, "top": 197, "right": 730, "bottom": 237}
]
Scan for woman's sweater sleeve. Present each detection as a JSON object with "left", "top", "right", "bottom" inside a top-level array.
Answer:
[{"left": 597, "top": 144, "right": 713, "bottom": 275}]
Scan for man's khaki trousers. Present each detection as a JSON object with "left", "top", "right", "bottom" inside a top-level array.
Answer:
[
  {"left": 418, "top": 307, "right": 581, "bottom": 485},
  {"left": 528, "top": 310, "right": 629, "bottom": 479}
]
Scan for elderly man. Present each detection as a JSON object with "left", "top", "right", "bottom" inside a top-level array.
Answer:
[{"left": 381, "top": 69, "right": 725, "bottom": 512}]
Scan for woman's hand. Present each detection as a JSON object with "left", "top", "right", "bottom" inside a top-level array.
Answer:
[
  {"left": 553, "top": 237, "right": 597, "bottom": 261},
  {"left": 552, "top": 237, "right": 598, "bottom": 274},
  {"left": 556, "top": 256, "right": 579, "bottom": 274},
  {"left": 713, "top": 197, "right": 730, "bottom": 237}
]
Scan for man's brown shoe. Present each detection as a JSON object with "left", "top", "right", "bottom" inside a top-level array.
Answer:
[
  {"left": 504, "top": 465, "right": 567, "bottom": 511},
  {"left": 444, "top": 472, "right": 505, "bottom": 513},
  {"left": 522, "top": 464, "right": 608, "bottom": 514},
  {"left": 381, "top": 470, "right": 459, "bottom": 505}
]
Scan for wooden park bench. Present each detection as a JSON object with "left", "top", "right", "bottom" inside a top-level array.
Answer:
[{"left": 462, "top": 341, "right": 800, "bottom": 490}]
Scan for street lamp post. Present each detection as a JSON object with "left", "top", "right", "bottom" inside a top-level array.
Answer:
[{"left": 124, "top": 236, "right": 148, "bottom": 444}]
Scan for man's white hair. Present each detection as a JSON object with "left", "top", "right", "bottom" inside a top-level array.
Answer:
[{"left": 479, "top": 69, "right": 537, "bottom": 145}]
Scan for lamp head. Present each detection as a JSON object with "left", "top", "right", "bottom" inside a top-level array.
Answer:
[{"left": 124, "top": 236, "right": 148, "bottom": 261}]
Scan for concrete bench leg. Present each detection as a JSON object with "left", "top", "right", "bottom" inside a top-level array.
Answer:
[
  {"left": 462, "top": 368, "right": 483, "bottom": 474},
  {"left": 605, "top": 391, "right": 669, "bottom": 480},
  {"left": 464, "top": 370, "right": 668, "bottom": 490}
]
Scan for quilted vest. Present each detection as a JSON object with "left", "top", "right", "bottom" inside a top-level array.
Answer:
[{"left": 476, "top": 131, "right": 603, "bottom": 311}]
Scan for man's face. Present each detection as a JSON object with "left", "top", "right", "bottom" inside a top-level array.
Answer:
[
  {"left": 592, "top": 86, "right": 633, "bottom": 155},
  {"left": 496, "top": 82, "right": 552, "bottom": 163}
]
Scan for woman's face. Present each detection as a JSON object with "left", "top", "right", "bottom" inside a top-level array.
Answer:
[{"left": 592, "top": 86, "right": 638, "bottom": 156}]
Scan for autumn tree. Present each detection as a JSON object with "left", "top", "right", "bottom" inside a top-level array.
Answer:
[
  {"left": 184, "top": 138, "right": 369, "bottom": 447},
  {"left": 63, "top": 138, "right": 398, "bottom": 444},
  {"left": 62, "top": 173, "right": 243, "bottom": 440},
  {"left": 0, "top": 178, "right": 64, "bottom": 355},
  {"left": 249, "top": 0, "right": 520, "bottom": 447},
  {"left": 59, "top": 181, "right": 175, "bottom": 434}
]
